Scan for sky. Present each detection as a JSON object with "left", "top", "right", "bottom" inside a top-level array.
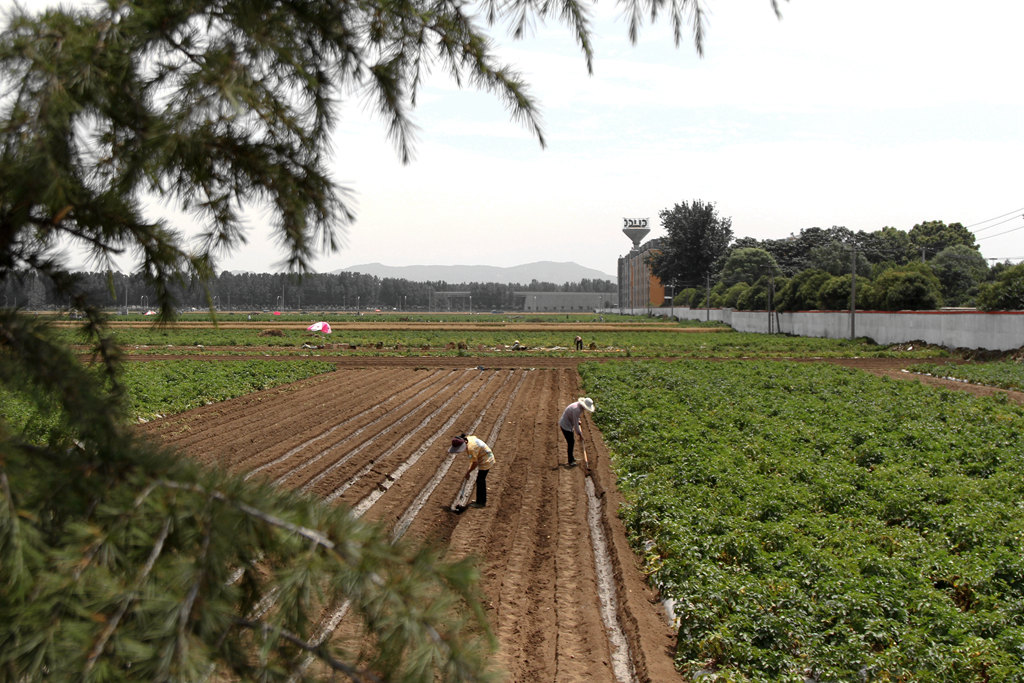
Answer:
[{"left": 10, "top": 0, "right": 1024, "bottom": 277}]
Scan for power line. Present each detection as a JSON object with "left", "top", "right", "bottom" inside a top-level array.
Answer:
[
  {"left": 975, "top": 222, "right": 1024, "bottom": 242},
  {"left": 972, "top": 213, "right": 1024, "bottom": 235},
  {"left": 965, "top": 207, "right": 1024, "bottom": 231}
]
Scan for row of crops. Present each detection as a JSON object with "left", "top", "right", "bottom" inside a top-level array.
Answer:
[
  {"left": 56, "top": 324, "right": 949, "bottom": 359},
  {"left": 582, "top": 359, "right": 1024, "bottom": 681},
  {"left": 3, "top": 360, "right": 335, "bottom": 437}
]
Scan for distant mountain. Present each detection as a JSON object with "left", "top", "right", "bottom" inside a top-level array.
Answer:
[{"left": 335, "top": 261, "right": 617, "bottom": 285}]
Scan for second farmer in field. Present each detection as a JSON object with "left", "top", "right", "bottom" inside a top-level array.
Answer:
[
  {"left": 449, "top": 434, "right": 495, "bottom": 509},
  {"left": 558, "top": 397, "right": 595, "bottom": 469}
]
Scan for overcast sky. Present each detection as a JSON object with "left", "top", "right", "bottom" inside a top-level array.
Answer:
[{"left": 12, "top": 1, "right": 1024, "bottom": 277}]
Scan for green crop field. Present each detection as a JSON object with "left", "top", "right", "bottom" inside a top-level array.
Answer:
[
  {"left": 581, "top": 359, "right": 1024, "bottom": 681},
  {"left": 2, "top": 360, "right": 335, "bottom": 438},
  {"left": 14, "top": 313, "right": 1022, "bottom": 681},
  {"left": 52, "top": 316, "right": 949, "bottom": 360},
  {"left": 907, "top": 360, "right": 1024, "bottom": 393}
]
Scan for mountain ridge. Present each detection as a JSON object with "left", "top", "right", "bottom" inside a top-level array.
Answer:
[{"left": 335, "top": 260, "right": 617, "bottom": 285}]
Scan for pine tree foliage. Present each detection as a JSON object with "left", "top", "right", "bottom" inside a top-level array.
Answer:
[
  {"left": 0, "top": 423, "right": 496, "bottom": 681},
  {"left": 0, "top": 0, "right": 776, "bottom": 678}
]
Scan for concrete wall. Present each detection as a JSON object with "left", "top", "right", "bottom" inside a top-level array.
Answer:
[{"left": 614, "top": 307, "right": 1024, "bottom": 352}]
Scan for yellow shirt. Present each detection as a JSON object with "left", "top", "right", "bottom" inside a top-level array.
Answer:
[{"left": 466, "top": 435, "right": 495, "bottom": 470}]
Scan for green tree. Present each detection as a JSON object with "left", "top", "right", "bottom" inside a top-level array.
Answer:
[
  {"left": 858, "top": 226, "right": 916, "bottom": 265},
  {"left": 674, "top": 286, "right": 701, "bottom": 308},
  {"left": 774, "top": 268, "right": 831, "bottom": 311},
  {"left": 648, "top": 200, "right": 734, "bottom": 288},
  {"left": 908, "top": 220, "right": 977, "bottom": 260},
  {"left": 0, "top": 0, "right": 766, "bottom": 678},
  {"left": 720, "top": 282, "right": 749, "bottom": 308},
  {"left": 976, "top": 263, "right": 1024, "bottom": 311},
  {"left": 870, "top": 266, "right": 943, "bottom": 311},
  {"left": 807, "top": 242, "right": 870, "bottom": 277},
  {"left": 718, "top": 247, "right": 780, "bottom": 287},
  {"left": 929, "top": 245, "right": 989, "bottom": 307},
  {"left": 816, "top": 274, "right": 854, "bottom": 310},
  {"left": 736, "top": 275, "right": 774, "bottom": 310},
  {"left": 734, "top": 226, "right": 854, "bottom": 276}
]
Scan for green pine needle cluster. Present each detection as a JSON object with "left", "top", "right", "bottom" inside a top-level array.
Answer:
[{"left": 0, "top": 388, "right": 496, "bottom": 681}]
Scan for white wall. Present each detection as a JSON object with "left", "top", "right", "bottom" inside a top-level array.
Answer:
[{"left": 615, "top": 307, "right": 1024, "bottom": 352}]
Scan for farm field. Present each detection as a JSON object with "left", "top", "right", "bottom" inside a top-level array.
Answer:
[
  {"left": 584, "top": 360, "right": 1024, "bottom": 681},
  {"left": 139, "top": 357, "right": 682, "bottom": 681},
  {"left": 56, "top": 314, "right": 943, "bottom": 360},
  {"left": 122, "top": 316, "right": 1024, "bottom": 681}
]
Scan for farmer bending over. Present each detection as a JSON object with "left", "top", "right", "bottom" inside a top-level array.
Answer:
[
  {"left": 449, "top": 434, "right": 495, "bottom": 508},
  {"left": 558, "top": 397, "right": 594, "bottom": 468}
]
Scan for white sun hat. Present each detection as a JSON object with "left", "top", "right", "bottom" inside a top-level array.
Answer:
[{"left": 578, "top": 397, "right": 595, "bottom": 412}]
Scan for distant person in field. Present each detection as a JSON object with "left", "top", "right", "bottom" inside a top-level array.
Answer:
[
  {"left": 558, "top": 397, "right": 594, "bottom": 468},
  {"left": 574, "top": 335, "right": 583, "bottom": 351},
  {"left": 449, "top": 434, "right": 495, "bottom": 508}
]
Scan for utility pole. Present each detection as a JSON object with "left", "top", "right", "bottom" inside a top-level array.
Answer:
[
  {"left": 850, "top": 244, "right": 857, "bottom": 340},
  {"left": 705, "top": 272, "right": 711, "bottom": 321}
]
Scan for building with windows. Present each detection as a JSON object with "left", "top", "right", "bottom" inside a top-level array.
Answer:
[{"left": 617, "top": 236, "right": 666, "bottom": 311}]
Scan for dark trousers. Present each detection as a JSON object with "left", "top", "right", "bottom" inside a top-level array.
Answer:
[
  {"left": 561, "top": 428, "right": 575, "bottom": 462},
  {"left": 476, "top": 468, "right": 489, "bottom": 505}
]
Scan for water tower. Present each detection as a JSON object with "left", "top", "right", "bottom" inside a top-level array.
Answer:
[{"left": 622, "top": 218, "right": 650, "bottom": 251}]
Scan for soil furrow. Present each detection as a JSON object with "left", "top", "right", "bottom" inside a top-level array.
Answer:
[
  {"left": 292, "top": 369, "right": 476, "bottom": 498},
  {"left": 261, "top": 369, "right": 459, "bottom": 489},
  {"left": 146, "top": 368, "right": 391, "bottom": 450},
  {"left": 349, "top": 371, "right": 503, "bottom": 516},
  {"left": 320, "top": 370, "right": 486, "bottom": 505}
]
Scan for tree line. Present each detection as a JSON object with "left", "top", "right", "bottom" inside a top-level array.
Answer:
[
  {"left": 2, "top": 269, "right": 617, "bottom": 313},
  {"left": 649, "top": 201, "right": 1024, "bottom": 311}
]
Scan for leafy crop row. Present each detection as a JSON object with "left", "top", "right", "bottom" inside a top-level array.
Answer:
[
  {"left": 2, "top": 360, "right": 334, "bottom": 436},
  {"left": 907, "top": 360, "right": 1024, "bottom": 392},
  {"left": 54, "top": 324, "right": 948, "bottom": 360},
  {"left": 581, "top": 360, "right": 1024, "bottom": 682},
  {"left": 124, "top": 360, "right": 335, "bottom": 420}
]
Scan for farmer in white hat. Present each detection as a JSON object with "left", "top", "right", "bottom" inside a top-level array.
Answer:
[
  {"left": 558, "top": 397, "right": 595, "bottom": 469},
  {"left": 448, "top": 434, "right": 495, "bottom": 509}
]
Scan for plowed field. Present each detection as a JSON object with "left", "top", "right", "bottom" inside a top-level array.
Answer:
[
  {"left": 140, "top": 357, "right": 682, "bottom": 682},
  {"left": 137, "top": 351, "right": 1024, "bottom": 683}
]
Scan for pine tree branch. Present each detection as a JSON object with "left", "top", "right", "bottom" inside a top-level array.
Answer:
[
  {"left": 0, "top": 469, "right": 29, "bottom": 587},
  {"left": 83, "top": 516, "right": 173, "bottom": 674},
  {"left": 174, "top": 498, "right": 216, "bottom": 665},
  {"left": 233, "top": 616, "right": 380, "bottom": 683},
  {"left": 157, "top": 479, "right": 337, "bottom": 552}
]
